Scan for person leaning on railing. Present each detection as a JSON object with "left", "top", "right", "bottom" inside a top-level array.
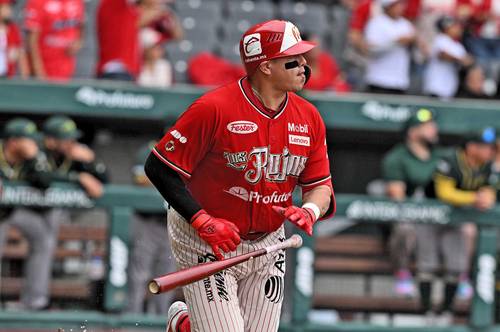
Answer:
[
  {"left": 0, "top": 118, "right": 60, "bottom": 310},
  {"left": 382, "top": 108, "right": 445, "bottom": 299},
  {"left": 421, "top": 127, "right": 497, "bottom": 324},
  {"left": 41, "top": 115, "right": 108, "bottom": 199}
]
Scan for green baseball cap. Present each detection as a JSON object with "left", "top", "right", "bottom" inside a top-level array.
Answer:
[
  {"left": 464, "top": 127, "right": 496, "bottom": 145},
  {"left": 4, "top": 117, "right": 41, "bottom": 140},
  {"left": 404, "top": 108, "right": 436, "bottom": 131},
  {"left": 43, "top": 116, "right": 82, "bottom": 140}
]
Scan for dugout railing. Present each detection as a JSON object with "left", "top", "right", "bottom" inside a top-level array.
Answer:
[{"left": 0, "top": 182, "right": 498, "bottom": 331}]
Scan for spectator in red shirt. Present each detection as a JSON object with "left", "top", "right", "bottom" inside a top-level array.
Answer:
[
  {"left": 97, "top": 0, "right": 140, "bottom": 81},
  {"left": 97, "top": 0, "right": 181, "bottom": 81},
  {"left": 302, "top": 33, "right": 351, "bottom": 92},
  {"left": 0, "top": 0, "right": 28, "bottom": 78},
  {"left": 24, "top": 0, "right": 84, "bottom": 81}
]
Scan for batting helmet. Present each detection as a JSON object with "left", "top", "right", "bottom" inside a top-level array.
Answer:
[{"left": 239, "top": 20, "right": 316, "bottom": 75}]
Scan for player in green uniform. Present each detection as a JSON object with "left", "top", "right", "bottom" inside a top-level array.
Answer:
[
  {"left": 42, "top": 115, "right": 108, "bottom": 198},
  {"left": 382, "top": 108, "right": 446, "bottom": 297},
  {"left": 422, "top": 127, "right": 497, "bottom": 323},
  {"left": 0, "top": 118, "right": 58, "bottom": 310}
]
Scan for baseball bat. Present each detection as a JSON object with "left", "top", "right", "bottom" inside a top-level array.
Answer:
[{"left": 148, "top": 234, "right": 303, "bottom": 294}]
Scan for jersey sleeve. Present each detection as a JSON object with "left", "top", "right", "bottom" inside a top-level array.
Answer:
[
  {"left": 381, "top": 150, "right": 405, "bottom": 182},
  {"left": 24, "top": 0, "right": 43, "bottom": 32},
  {"left": 349, "top": 0, "right": 370, "bottom": 32},
  {"left": 152, "top": 100, "right": 217, "bottom": 179}
]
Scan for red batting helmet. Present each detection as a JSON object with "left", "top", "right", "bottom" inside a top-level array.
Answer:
[{"left": 239, "top": 20, "right": 316, "bottom": 74}]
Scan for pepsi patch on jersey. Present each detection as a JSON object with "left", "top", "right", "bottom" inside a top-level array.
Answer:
[{"left": 289, "top": 134, "right": 310, "bottom": 146}]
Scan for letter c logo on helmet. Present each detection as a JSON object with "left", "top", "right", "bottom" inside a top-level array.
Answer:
[
  {"left": 243, "top": 33, "right": 262, "bottom": 57},
  {"left": 239, "top": 20, "right": 316, "bottom": 75}
]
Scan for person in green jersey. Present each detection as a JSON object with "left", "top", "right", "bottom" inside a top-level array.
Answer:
[
  {"left": 423, "top": 127, "right": 497, "bottom": 323},
  {"left": 42, "top": 115, "right": 108, "bottom": 198},
  {"left": 382, "top": 108, "right": 445, "bottom": 298},
  {"left": 0, "top": 118, "right": 59, "bottom": 310}
]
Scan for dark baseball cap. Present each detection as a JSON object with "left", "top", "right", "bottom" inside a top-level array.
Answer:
[
  {"left": 43, "top": 116, "right": 82, "bottom": 140},
  {"left": 436, "top": 15, "right": 460, "bottom": 33},
  {"left": 464, "top": 127, "right": 496, "bottom": 145},
  {"left": 404, "top": 108, "right": 436, "bottom": 131},
  {"left": 4, "top": 117, "right": 41, "bottom": 140}
]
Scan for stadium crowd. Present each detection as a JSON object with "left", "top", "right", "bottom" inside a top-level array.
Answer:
[{"left": 0, "top": 0, "right": 500, "bottom": 98}]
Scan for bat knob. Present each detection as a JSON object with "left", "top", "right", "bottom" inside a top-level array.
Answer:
[
  {"left": 290, "top": 234, "right": 303, "bottom": 248},
  {"left": 149, "top": 280, "right": 160, "bottom": 294}
]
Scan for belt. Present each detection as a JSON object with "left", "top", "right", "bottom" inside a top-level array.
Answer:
[{"left": 241, "top": 231, "right": 268, "bottom": 241}]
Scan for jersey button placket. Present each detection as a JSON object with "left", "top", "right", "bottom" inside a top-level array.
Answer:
[{"left": 269, "top": 121, "right": 277, "bottom": 144}]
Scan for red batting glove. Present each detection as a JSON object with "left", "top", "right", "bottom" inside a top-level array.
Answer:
[
  {"left": 191, "top": 210, "right": 241, "bottom": 261},
  {"left": 272, "top": 205, "right": 316, "bottom": 236}
]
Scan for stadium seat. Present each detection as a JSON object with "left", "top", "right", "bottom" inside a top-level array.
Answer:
[
  {"left": 221, "top": 19, "right": 254, "bottom": 44},
  {"left": 329, "top": 5, "right": 351, "bottom": 62},
  {"left": 219, "top": 41, "right": 242, "bottom": 64},
  {"left": 166, "top": 45, "right": 199, "bottom": 84},
  {"left": 226, "top": 0, "right": 275, "bottom": 23},
  {"left": 278, "top": 2, "right": 330, "bottom": 36},
  {"left": 174, "top": 0, "right": 222, "bottom": 21}
]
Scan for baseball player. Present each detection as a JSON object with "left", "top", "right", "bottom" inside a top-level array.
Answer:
[
  {"left": 0, "top": 118, "right": 58, "bottom": 310},
  {"left": 419, "top": 127, "right": 497, "bottom": 322},
  {"left": 382, "top": 108, "right": 445, "bottom": 298},
  {"left": 145, "top": 20, "right": 335, "bottom": 332}
]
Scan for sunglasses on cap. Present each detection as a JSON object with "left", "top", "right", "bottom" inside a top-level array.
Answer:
[
  {"left": 481, "top": 127, "right": 496, "bottom": 144},
  {"left": 416, "top": 108, "right": 434, "bottom": 122}
]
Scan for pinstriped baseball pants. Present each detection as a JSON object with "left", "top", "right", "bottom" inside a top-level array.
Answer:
[{"left": 168, "top": 208, "right": 286, "bottom": 332}]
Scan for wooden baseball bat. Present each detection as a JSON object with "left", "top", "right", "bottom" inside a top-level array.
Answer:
[{"left": 148, "top": 234, "right": 303, "bottom": 294}]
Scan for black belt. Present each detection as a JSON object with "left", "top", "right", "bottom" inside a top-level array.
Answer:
[{"left": 241, "top": 231, "right": 269, "bottom": 241}]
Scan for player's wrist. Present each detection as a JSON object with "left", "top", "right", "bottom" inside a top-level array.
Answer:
[
  {"left": 190, "top": 209, "right": 211, "bottom": 229},
  {"left": 301, "top": 203, "right": 320, "bottom": 221}
]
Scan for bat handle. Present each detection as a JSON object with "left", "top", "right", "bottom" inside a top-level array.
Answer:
[{"left": 265, "top": 234, "right": 303, "bottom": 253}]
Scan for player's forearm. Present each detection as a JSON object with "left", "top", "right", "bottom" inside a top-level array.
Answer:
[
  {"left": 302, "top": 185, "right": 331, "bottom": 218},
  {"left": 144, "top": 152, "right": 202, "bottom": 222},
  {"left": 434, "top": 174, "right": 476, "bottom": 206}
]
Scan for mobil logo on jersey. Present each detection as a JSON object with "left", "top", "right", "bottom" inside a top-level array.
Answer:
[
  {"left": 224, "top": 186, "right": 292, "bottom": 204},
  {"left": 227, "top": 121, "right": 258, "bottom": 134},
  {"left": 287, "top": 123, "right": 310, "bottom": 146},
  {"left": 223, "top": 146, "right": 308, "bottom": 184}
]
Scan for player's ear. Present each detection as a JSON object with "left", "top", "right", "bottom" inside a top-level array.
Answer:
[{"left": 258, "top": 61, "right": 272, "bottom": 76}]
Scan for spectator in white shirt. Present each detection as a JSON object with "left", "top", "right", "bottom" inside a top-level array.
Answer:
[
  {"left": 423, "top": 16, "right": 474, "bottom": 99},
  {"left": 138, "top": 27, "right": 173, "bottom": 88},
  {"left": 364, "top": 0, "right": 416, "bottom": 94}
]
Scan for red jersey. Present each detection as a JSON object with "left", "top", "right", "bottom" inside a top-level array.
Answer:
[
  {"left": 24, "top": 0, "right": 84, "bottom": 80},
  {"left": 97, "top": 0, "right": 140, "bottom": 77},
  {"left": 350, "top": 0, "right": 421, "bottom": 32},
  {"left": 0, "top": 23, "right": 22, "bottom": 77},
  {"left": 153, "top": 78, "right": 335, "bottom": 236}
]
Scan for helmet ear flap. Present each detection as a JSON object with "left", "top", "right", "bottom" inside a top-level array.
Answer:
[{"left": 304, "top": 65, "right": 311, "bottom": 84}]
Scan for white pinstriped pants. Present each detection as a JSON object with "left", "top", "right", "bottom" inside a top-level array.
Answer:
[{"left": 168, "top": 208, "right": 286, "bottom": 332}]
